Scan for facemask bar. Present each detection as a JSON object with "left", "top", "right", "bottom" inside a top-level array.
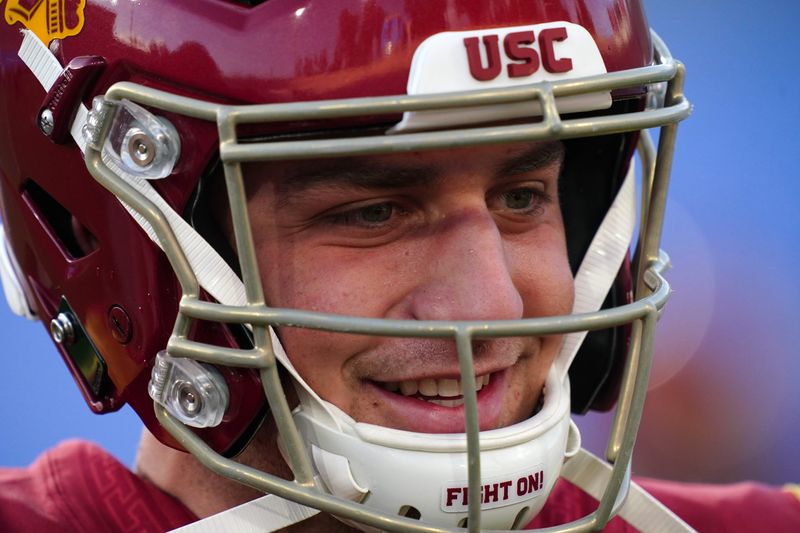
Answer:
[{"left": 84, "top": 31, "right": 688, "bottom": 533}]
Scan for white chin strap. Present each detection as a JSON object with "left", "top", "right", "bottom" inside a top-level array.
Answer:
[
  {"left": 17, "top": 30, "right": 694, "bottom": 533},
  {"left": 168, "top": 446, "right": 695, "bottom": 533}
]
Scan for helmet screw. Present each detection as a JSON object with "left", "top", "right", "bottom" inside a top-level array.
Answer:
[
  {"left": 108, "top": 305, "right": 133, "bottom": 344},
  {"left": 50, "top": 312, "right": 75, "bottom": 346},
  {"left": 39, "top": 109, "right": 55, "bottom": 136},
  {"left": 48, "top": 38, "right": 62, "bottom": 56},
  {"left": 127, "top": 131, "right": 156, "bottom": 167},
  {"left": 177, "top": 381, "right": 203, "bottom": 417}
]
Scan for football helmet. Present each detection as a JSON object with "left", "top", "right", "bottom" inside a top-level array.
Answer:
[{"left": 0, "top": 1, "right": 689, "bottom": 531}]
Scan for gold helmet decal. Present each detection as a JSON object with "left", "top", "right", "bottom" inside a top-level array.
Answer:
[{"left": 3, "top": 0, "right": 86, "bottom": 44}]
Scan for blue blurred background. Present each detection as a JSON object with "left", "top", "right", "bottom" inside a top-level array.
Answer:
[
  {"left": 1, "top": 0, "right": 799, "bottom": 487},
  {"left": 579, "top": 0, "right": 800, "bottom": 484}
]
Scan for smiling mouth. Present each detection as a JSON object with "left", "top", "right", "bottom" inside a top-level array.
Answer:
[{"left": 378, "top": 374, "right": 493, "bottom": 408}]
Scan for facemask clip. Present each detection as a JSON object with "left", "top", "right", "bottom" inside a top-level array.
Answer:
[
  {"left": 149, "top": 350, "right": 229, "bottom": 428},
  {"left": 83, "top": 97, "right": 181, "bottom": 179}
]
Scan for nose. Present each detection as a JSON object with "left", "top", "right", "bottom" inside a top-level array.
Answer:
[{"left": 406, "top": 208, "right": 524, "bottom": 322}]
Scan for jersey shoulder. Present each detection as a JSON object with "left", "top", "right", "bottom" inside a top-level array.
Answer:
[
  {"left": 528, "top": 476, "right": 800, "bottom": 532},
  {"left": 0, "top": 440, "right": 196, "bottom": 533},
  {"left": 639, "top": 477, "right": 800, "bottom": 533}
]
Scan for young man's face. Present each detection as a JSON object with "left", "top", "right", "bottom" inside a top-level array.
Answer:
[{"left": 245, "top": 141, "right": 574, "bottom": 434}]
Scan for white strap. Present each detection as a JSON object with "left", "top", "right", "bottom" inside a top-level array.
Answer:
[
  {"left": 561, "top": 448, "right": 697, "bottom": 533},
  {"left": 168, "top": 494, "right": 320, "bottom": 533},
  {"left": 555, "top": 163, "right": 636, "bottom": 380},
  {"left": 19, "top": 30, "right": 63, "bottom": 91},
  {"left": 99, "top": 154, "right": 247, "bottom": 307},
  {"left": 17, "top": 29, "right": 248, "bottom": 308}
]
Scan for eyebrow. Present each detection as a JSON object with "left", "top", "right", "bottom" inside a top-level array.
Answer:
[
  {"left": 283, "top": 161, "right": 437, "bottom": 193},
  {"left": 495, "top": 141, "right": 565, "bottom": 177},
  {"left": 271, "top": 141, "right": 565, "bottom": 208}
]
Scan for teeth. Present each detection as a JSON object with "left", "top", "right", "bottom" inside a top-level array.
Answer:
[
  {"left": 400, "top": 380, "right": 418, "bottom": 396},
  {"left": 438, "top": 379, "right": 459, "bottom": 397},
  {"left": 383, "top": 374, "right": 492, "bottom": 401},
  {"left": 429, "top": 398, "right": 464, "bottom": 408},
  {"left": 419, "top": 378, "right": 437, "bottom": 396}
]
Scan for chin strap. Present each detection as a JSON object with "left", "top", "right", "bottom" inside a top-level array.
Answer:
[{"left": 167, "top": 447, "right": 696, "bottom": 533}]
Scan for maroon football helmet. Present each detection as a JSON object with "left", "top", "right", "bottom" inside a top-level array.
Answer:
[{"left": 0, "top": 1, "right": 689, "bottom": 530}]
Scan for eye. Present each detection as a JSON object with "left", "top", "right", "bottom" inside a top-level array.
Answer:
[
  {"left": 493, "top": 184, "right": 549, "bottom": 213},
  {"left": 501, "top": 188, "right": 536, "bottom": 210},
  {"left": 327, "top": 201, "right": 399, "bottom": 227},
  {"left": 358, "top": 203, "right": 394, "bottom": 224}
]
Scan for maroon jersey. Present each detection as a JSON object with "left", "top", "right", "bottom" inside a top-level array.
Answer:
[
  {"left": 528, "top": 476, "right": 800, "bottom": 532},
  {"left": 2, "top": 440, "right": 799, "bottom": 532},
  {"left": 0, "top": 440, "right": 195, "bottom": 532}
]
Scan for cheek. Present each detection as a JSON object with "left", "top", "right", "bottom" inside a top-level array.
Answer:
[
  {"left": 510, "top": 231, "right": 575, "bottom": 319},
  {"left": 256, "top": 243, "right": 404, "bottom": 401},
  {"left": 258, "top": 248, "right": 353, "bottom": 372},
  {"left": 261, "top": 244, "right": 395, "bottom": 315}
]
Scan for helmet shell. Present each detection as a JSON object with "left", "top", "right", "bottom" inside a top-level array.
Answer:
[{"left": 0, "top": 0, "right": 652, "bottom": 453}]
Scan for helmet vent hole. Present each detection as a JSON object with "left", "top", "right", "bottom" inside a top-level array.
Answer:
[
  {"left": 22, "top": 180, "right": 98, "bottom": 259},
  {"left": 511, "top": 506, "right": 532, "bottom": 529},
  {"left": 398, "top": 505, "right": 421, "bottom": 520},
  {"left": 228, "top": 0, "right": 268, "bottom": 6}
]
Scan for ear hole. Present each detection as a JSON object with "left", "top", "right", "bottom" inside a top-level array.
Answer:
[
  {"left": 398, "top": 505, "right": 421, "bottom": 520},
  {"left": 458, "top": 517, "right": 468, "bottom": 528},
  {"left": 22, "top": 180, "right": 98, "bottom": 259},
  {"left": 511, "top": 506, "right": 531, "bottom": 529}
]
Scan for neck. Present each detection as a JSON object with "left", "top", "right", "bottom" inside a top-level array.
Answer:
[
  {"left": 134, "top": 427, "right": 264, "bottom": 519},
  {"left": 134, "top": 425, "right": 358, "bottom": 532}
]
